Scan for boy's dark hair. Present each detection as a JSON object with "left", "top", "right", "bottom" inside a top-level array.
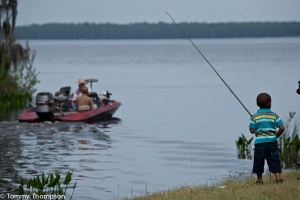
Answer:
[
  {"left": 81, "top": 86, "right": 88, "bottom": 94},
  {"left": 257, "top": 93, "right": 271, "bottom": 108}
]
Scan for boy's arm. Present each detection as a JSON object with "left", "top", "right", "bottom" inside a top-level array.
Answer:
[
  {"left": 276, "top": 125, "right": 285, "bottom": 138},
  {"left": 89, "top": 98, "right": 94, "bottom": 110},
  {"left": 249, "top": 128, "right": 256, "bottom": 134},
  {"left": 249, "top": 117, "right": 255, "bottom": 134}
]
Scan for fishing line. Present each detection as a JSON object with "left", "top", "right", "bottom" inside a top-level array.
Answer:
[{"left": 166, "top": 12, "right": 252, "bottom": 117}]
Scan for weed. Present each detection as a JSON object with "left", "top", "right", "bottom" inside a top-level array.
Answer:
[{"left": 18, "top": 171, "right": 77, "bottom": 200}]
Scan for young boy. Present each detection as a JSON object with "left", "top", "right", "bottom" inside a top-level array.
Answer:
[{"left": 249, "top": 93, "right": 285, "bottom": 184}]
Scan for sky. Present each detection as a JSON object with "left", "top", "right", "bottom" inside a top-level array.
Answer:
[{"left": 16, "top": 0, "right": 300, "bottom": 26}]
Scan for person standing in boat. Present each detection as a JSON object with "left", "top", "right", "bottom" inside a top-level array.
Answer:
[
  {"left": 72, "top": 78, "right": 92, "bottom": 111},
  {"left": 75, "top": 86, "right": 94, "bottom": 112}
]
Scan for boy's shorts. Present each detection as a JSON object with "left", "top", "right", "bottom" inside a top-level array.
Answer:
[{"left": 252, "top": 141, "right": 282, "bottom": 174}]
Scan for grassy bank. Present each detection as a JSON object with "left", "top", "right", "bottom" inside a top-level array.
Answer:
[{"left": 128, "top": 171, "right": 300, "bottom": 200}]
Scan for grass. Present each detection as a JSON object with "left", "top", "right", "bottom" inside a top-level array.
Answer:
[
  {"left": 278, "top": 112, "right": 300, "bottom": 168},
  {"left": 0, "top": 92, "right": 32, "bottom": 107},
  {"left": 127, "top": 170, "right": 300, "bottom": 200}
]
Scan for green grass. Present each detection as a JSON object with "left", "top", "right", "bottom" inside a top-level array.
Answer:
[
  {"left": 127, "top": 171, "right": 300, "bottom": 200},
  {"left": 278, "top": 112, "right": 300, "bottom": 168},
  {"left": 0, "top": 92, "right": 32, "bottom": 107}
]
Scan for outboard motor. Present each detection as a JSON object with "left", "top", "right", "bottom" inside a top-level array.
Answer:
[{"left": 36, "top": 92, "right": 55, "bottom": 122}]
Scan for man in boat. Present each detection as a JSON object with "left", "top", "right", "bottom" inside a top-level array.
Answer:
[
  {"left": 72, "top": 78, "right": 92, "bottom": 111},
  {"left": 75, "top": 86, "right": 94, "bottom": 112}
]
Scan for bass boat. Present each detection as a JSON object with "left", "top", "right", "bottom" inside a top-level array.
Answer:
[{"left": 18, "top": 79, "right": 121, "bottom": 123}]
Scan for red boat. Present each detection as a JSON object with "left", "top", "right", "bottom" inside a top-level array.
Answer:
[{"left": 18, "top": 79, "right": 121, "bottom": 123}]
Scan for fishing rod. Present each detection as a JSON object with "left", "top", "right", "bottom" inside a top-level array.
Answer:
[{"left": 166, "top": 12, "right": 252, "bottom": 117}]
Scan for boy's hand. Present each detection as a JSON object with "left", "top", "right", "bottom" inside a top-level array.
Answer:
[
  {"left": 249, "top": 128, "right": 256, "bottom": 134},
  {"left": 276, "top": 125, "right": 285, "bottom": 138}
]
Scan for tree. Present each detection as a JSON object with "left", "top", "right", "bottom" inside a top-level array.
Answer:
[{"left": 0, "top": 0, "right": 39, "bottom": 95}]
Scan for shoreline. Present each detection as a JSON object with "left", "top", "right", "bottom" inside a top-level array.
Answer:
[{"left": 126, "top": 170, "right": 300, "bottom": 200}]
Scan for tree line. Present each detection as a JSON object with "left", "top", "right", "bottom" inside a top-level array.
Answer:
[{"left": 15, "top": 22, "right": 300, "bottom": 39}]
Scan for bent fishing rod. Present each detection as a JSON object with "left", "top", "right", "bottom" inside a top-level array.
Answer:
[{"left": 166, "top": 12, "right": 252, "bottom": 117}]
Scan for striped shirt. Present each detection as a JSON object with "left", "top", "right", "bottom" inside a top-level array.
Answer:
[{"left": 249, "top": 109, "right": 283, "bottom": 145}]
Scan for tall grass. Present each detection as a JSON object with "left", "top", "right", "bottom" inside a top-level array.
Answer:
[
  {"left": 19, "top": 171, "right": 77, "bottom": 200},
  {"left": 236, "top": 134, "right": 253, "bottom": 159},
  {"left": 278, "top": 112, "right": 300, "bottom": 168},
  {"left": 0, "top": 93, "right": 31, "bottom": 121},
  {"left": 0, "top": 92, "right": 32, "bottom": 107}
]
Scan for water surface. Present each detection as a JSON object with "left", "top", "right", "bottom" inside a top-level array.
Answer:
[{"left": 1, "top": 38, "right": 300, "bottom": 199}]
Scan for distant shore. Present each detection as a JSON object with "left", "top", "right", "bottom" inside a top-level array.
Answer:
[
  {"left": 126, "top": 170, "right": 300, "bottom": 200},
  {"left": 15, "top": 22, "right": 300, "bottom": 40}
]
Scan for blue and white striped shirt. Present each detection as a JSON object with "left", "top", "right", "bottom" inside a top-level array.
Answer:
[{"left": 249, "top": 109, "right": 283, "bottom": 145}]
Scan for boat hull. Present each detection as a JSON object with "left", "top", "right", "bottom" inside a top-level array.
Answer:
[{"left": 18, "top": 100, "right": 121, "bottom": 123}]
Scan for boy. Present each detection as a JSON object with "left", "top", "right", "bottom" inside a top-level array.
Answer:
[
  {"left": 72, "top": 78, "right": 92, "bottom": 111},
  {"left": 75, "top": 86, "right": 94, "bottom": 112},
  {"left": 249, "top": 93, "right": 285, "bottom": 184}
]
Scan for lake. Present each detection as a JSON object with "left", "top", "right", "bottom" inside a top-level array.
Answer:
[{"left": 0, "top": 38, "right": 300, "bottom": 199}]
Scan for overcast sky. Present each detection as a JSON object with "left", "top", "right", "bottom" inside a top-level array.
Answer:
[{"left": 16, "top": 0, "right": 300, "bottom": 26}]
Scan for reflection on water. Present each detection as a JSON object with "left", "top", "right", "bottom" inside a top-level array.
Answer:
[
  {"left": 0, "top": 122, "right": 22, "bottom": 193},
  {"left": 0, "top": 118, "right": 120, "bottom": 195},
  {"left": 0, "top": 117, "right": 252, "bottom": 199},
  {"left": 0, "top": 105, "right": 27, "bottom": 122}
]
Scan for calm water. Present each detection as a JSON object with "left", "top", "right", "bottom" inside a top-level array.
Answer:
[{"left": 1, "top": 38, "right": 300, "bottom": 199}]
